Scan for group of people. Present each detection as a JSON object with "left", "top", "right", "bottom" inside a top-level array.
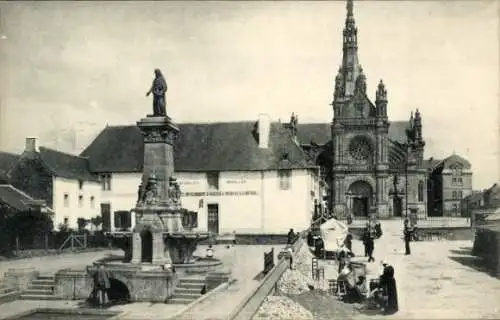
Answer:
[{"left": 336, "top": 257, "right": 399, "bottom": 315}]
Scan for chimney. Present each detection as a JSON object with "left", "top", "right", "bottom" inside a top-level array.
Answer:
[
  {"left": 25, "top": 137, "right": 39, "bottom": 152},
  {"left": 258, "top": 114, "right": 270, "bottom": 149}
]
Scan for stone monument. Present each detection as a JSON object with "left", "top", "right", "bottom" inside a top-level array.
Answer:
[
  {"left": 58, "top": 70, "right": 218, "bottom": 304},
  {"left": 130, "top": 68, "right": 209, "bottom": 266}
]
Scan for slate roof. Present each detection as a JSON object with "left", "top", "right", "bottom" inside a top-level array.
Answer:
[
  {"left": 38, "top": 147, "right": 99, "bottom": 182},
  {"left": 0, "top": 184, "right": 47, "bottom": 211},
  {"left": 422, "top": 158, "right": 442, "bottom": 170},
  {"left": 296, "top": 123, "right": 331, "bottom": 145},
  {"left": 81, "top": 122, "right": 317, "bottom": 173},
  {"left": 0, "top": 151, "right": 20, "bottom": 182}
]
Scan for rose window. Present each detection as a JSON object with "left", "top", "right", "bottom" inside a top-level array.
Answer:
[{"left": 349, "top": 136, "right": 373, "bottom": 161}]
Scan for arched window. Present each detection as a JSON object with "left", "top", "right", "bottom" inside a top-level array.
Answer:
[{"left": 418, "top": 180, "right": 424, "bottom": 202}]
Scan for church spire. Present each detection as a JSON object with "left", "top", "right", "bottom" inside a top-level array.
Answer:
[{"left": 340, "top": 0, "right": 361, "bottom": 97}]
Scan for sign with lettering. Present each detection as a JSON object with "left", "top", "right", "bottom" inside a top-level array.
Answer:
[{"left": 182, "top": 191, "right": 258, "bottom": 197}]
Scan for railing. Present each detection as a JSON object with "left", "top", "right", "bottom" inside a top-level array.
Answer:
[{"left": 58, "top": 233, "right": 88, "bottom": 251}]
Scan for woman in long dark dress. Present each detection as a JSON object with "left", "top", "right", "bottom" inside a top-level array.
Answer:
[{"left": 379, "top": 262, "right": 399, "bottom": 315}]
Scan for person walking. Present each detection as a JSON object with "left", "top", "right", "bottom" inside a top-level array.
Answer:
[
  {"left": 403, "top": 219, "right": 412, "bottom": 255},
  {"left": 362, "top": 225, "right": 375, "bottom": 262}
]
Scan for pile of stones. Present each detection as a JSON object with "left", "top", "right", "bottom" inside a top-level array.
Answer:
[
  {"left": 253, "top": 295, "right": 314, "bottom": 320},
  {"left": 277, "top": 269, "right": 315, "bottom": 294}
]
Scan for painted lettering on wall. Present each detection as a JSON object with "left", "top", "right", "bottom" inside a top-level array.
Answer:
[
  {"left": 226, "top": 179, "right": 247, "bottom": 184},
  {"left": 178, "top": 180, "right": 200, "bottom": 185},
  {"left": 182, "top": 191, "right": 258, "bottom": 197}
]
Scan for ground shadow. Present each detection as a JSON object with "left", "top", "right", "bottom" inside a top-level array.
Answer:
[
  {"left": 253, "top": 271, "right": 266, "bottom": 281},
  {"left": 449, "top": 248, "right": 472, "bottom": 255},
  {"left": 448, "top": 255, "right": 498, "bottom": 279}
]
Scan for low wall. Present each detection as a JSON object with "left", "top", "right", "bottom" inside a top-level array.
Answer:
[
  {"left": 199, "top": 234, "right": 289, "bottom": 245},
  {"left": 54, "top": 269, "right": 92, "bottom": 300},
  {"left": 348, "top": 226, "right": 473, "bottom": 241},
  {"left": 227, "top": 232, "right": 306, "bottom": 320},
  {"left": 55, "top": 265, "right": 177, "bottom": 303},
  {"left": 4, "top": 268, "right": 39, "bottom": 292}
]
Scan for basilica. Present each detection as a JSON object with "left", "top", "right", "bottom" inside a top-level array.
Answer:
[{"left": 299, "top": 0, "right": 431, "bottom": 219}]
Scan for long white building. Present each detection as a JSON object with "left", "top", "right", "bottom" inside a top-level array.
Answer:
[{"left": 80, "top": 114, "right": 323, "bottom": 234}]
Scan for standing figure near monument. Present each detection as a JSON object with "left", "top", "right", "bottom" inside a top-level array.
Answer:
[
  {"left": 94, "top": 265, "right": 111, "bottom": 307},
  {"left": 403, "top": 219, "right": 412, "bottom": 255},
  {"left": 146, "top": 68, "right": 168, "bottom": 116}
]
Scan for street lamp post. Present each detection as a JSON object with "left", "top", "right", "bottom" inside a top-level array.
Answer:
[{"left": 405, "top": 150, "right": 409, "bottom": 218}]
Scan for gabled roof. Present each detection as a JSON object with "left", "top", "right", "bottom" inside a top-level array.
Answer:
[
  {"left": 441, "top": 154, "right": 472, "bottom": 169},
  {"left": 0, "top": 184, "right": 49, "bottom": 211},
  {"left": 463, "top": 191, "right": 482, "bottom": 202},
  {"left": 38, "top": 147, "right": 99, "bottom": 182},
  {"left": 0, "top": 151, "right": 20, "bottom": 182},
  {"left": 80, "top": 122, "right": 317, "bottom": 173}
]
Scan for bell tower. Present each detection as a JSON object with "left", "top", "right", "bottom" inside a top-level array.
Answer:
[{"left": 329, "top": 0, "right": 390, "bottom": 218}]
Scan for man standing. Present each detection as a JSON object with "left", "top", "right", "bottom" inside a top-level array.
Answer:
[
  {"left": 96, "top": 265, "right": 110, "bottom": 307},
  {"left": 403, "top": 219, "right": 412, "bottom": 255},
  {"left": 362, "top": 224, "right": 375, "bottom": 262},
  {"left": 287, "top": 228, "right": 296, "bottom": 245}
]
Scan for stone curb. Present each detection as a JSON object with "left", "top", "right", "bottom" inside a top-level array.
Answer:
[{"left": 165, "top": 278, "right": 238, "bottom": 320}]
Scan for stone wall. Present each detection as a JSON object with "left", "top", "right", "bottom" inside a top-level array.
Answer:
[
  {"left": 55, "top": 269, "right": 92, "bottom": 300},
  {"left": 56, "top": 266, "right": 177, "bottom": 303}
]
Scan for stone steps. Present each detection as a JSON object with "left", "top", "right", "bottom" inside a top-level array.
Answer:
[
  {"left": 20, "top": 274, "right": 56, "bottom": 301},
  {"left": 19, "top": 294, "right": 61, "bottom": 301},
  {"left": 167, "top": 278, "right": 205, "bottom": 305}
]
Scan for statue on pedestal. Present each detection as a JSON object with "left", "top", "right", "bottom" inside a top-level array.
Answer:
[
  {"left": 146, "top": 69, "right": 168, "bottom": 116},
  {"left": 137, "top": 175, "right": 160, "bottom": 207},
  {"left": 167, "top": 176, "right": 181, "bottom": 207}
]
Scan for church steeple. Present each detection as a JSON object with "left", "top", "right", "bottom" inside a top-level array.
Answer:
[{"left": 340, "top": 0, "right": 361, "bottom": 97}]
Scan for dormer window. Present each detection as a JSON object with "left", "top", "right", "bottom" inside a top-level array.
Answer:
[{"left": 207, "top": 172, "right": 220, "bottom": 190}]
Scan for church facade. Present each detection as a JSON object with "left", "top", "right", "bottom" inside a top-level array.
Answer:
[{"left": 303, "top": 0, "right": 428, "bottom": 219}]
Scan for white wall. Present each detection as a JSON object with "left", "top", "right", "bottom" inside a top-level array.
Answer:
[
  {"left": 101, "top": 172, "right": 142, "bottom": 231},
  {"left": 104, "top": 169, "right": 320, "bottom": 234},
  {"left": 52, "top": 177, "right": 101, "bottom": 230},
  {"left": 178, "top": 169, "right": 320, "bottom": 234}
]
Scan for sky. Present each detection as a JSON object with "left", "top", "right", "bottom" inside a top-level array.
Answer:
[{"left": 0, "top": 0, "right": 498, "bottom": 189}]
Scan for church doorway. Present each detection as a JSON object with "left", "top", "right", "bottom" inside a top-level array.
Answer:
[
  {"left": 141, "top": 229, "right": 153, "bottom": 263},
  {"left": 393, "top": 197, "right": 403, "bottom": 217},
  {"left": 348, "top": 181, "right": 373, "bottom": 217}
]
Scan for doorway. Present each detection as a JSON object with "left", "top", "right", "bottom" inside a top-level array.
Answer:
[
  {"left": 141, "top": 229, "right": 153, "bottom": 263},
  {"left": 352, "top": 197, "right": 369, "bottom": 217},
  {"left": 393, "top": 197, "right": 403, "bottom": 217},
  {"left": 207, "top": 204, "right": 219, "bottom": 235},
  {"left": 347, "top": 180, "right": 373, "bottom": 217}
]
